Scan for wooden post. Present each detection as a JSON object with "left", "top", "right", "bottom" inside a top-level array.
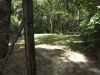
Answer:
[{"left": 23, "top": 0, "right": 36, "bottom": 75}]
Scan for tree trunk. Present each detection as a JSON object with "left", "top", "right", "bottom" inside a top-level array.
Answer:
[
  {"left": 50, "top": 18, "right": 53, "bottom": 33},
  {"left": 23, "top": 0, "right": 36, "bottom": 74},
  {"left": 76, "top": 8, "right": 80, "bottom": 32},
  {"left": 0, "top": 0, "right": 11, "bottom": 58}
]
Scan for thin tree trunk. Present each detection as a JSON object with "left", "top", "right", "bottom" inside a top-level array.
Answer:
[
  {"left": 76, "top": 8, "right": 80, "bottom": 32},
  {"left": 50, "top": 18, "right": 53, "bottom": 33}
]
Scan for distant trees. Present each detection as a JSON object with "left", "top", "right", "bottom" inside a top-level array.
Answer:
[
  {"left": 32, "top": 0, "right": 100, "bottom": 58},
  {"left": 33, "top": 0, "right": 100, "bottom": 34},
  {"left": 10, "top": 0, "right": 100, "bottom": 34}
]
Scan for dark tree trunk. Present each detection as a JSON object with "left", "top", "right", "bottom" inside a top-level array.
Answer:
[
  {"left": 0, "top": 0, "right": 11, "bottom": 58},
  {"left": 23, "top": 0, "right": 36, "bottom": 75}
]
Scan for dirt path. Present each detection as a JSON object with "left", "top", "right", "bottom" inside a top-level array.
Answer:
[
  {"left": 35, "top": 44, "right": 100, "bottom": 75},
  {"left": 1, "top": 34, "right": 100, "bottom": 75}
]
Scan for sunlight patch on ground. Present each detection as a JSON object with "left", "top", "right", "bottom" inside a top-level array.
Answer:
[
  {"left": 35, "top": 34, "right": 55, "bottom": 38},
  {"left": 88, "top": 68, "right": 100, "bottom": 74},
  {"left": 58, "top": 57, "right": 69, "bottom": 62},
  {"left": 65, "top": 34, "right": 80, "bottom": 37},
  {"left": 35, "top": 44, "right": 88, "bottom": 63},
  {"left": 60, "top": 51, "right": 88, "bottom": 63},
  {"left": 72, "top": 41, "right": 84, "bottom": 43},
  {"left": 68, "top": 52, "right": 88, "bottom": 63},
  {"left": 35, "top": 44, "right": 66, "bottom": 50},
  {"left": 16, "top": 40, "right": 24, "bottom": 44},
  {"left": 9, "top": 42, "right": 11, "bottom": 46},
  {"left": 20, "top": 46, "right": 24, "bottom": 49},
  {"left": 34, "top": 34, "right": 80, "bottom": 38}
]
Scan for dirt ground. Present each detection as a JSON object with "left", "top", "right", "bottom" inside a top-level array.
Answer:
[{"left": 1, "top": 34, "right": 100, "bottom": 75}]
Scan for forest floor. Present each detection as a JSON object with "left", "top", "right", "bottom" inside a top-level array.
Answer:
[{"left": 1, "top": 34, "right": 100, "bottom": 75}]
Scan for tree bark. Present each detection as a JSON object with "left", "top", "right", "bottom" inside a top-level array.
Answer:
[
  {"left": 0, "top": 0, "right": 11, "bottom": 58},
  {"left": 23, "top": 0, "right": 36, "bottom": 75},
  {"left": 50, "top": 18, "right": 53, "bottom": 33},
  {"left": 76, "top": 7, "right": 80, "bottom": 32}
]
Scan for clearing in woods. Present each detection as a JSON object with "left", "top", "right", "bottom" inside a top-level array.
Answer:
[{"left": 1, "top": 34, "right": 100, "bottom": 75}]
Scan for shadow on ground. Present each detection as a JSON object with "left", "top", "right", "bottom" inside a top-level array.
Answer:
[
  {"left": 35, "top": 34, "right": 100, "bottom": 75},
  {"left": 1, "top": 34, "right": 100, "bottom": 75},
  {"left": 35, "top": 44, "right": 100, "bottom": 75}
]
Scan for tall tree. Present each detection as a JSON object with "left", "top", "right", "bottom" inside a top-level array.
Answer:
[
  {"left": 0, "top": 0, "right": 11, "bottom": 58},
  {"left": 23, "top": 0, "right": 36, "bottom": 75}
]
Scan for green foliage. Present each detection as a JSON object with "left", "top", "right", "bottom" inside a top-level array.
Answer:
[
  {"left": 35, "top": 34, "right": 80, "bottom": 44},
  {"left": 11, "top": 0, "right": 100, "bottom": 34},
  {"left": 80, "top": 10, "right": 100, "bottom": 40},
  {"left": 11, "top": 0, "right": 22, "bottom": 32},
  {"left": 33, "top": 0, "right": 81, "bottom": 33},
  {"left": 79, "top": 10, "right": 100, "bottom": 55},
  {"left": 10, "top": 0, "right": 100, "bottom": 57}
]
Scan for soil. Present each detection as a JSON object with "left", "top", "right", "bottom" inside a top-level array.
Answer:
[{"left": 0, "top": 34, "right": 100, "bottom": 75}]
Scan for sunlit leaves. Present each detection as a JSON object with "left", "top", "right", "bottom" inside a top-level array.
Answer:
[
  {"left": 80, "top": 10, "right": 100, "bottom": 40},
  {"left": 11, "top": 0, "right": 22, "bottom": 32}
]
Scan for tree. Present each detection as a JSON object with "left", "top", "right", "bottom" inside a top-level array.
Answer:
[
  {"left": 23, "top": 0, "right": 36, "bottom": 74},
  {"left": 0, "top": 0, "right": 11, "bottom": 58}
]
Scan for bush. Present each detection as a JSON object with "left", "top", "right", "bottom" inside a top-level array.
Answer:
[{"left": 79, "top": 10, "right": 100, "bottom": 57}]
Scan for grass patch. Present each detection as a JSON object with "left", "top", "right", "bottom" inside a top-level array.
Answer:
[{"left": 35, "top": 34, "right": 81, "bottom": 45}]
